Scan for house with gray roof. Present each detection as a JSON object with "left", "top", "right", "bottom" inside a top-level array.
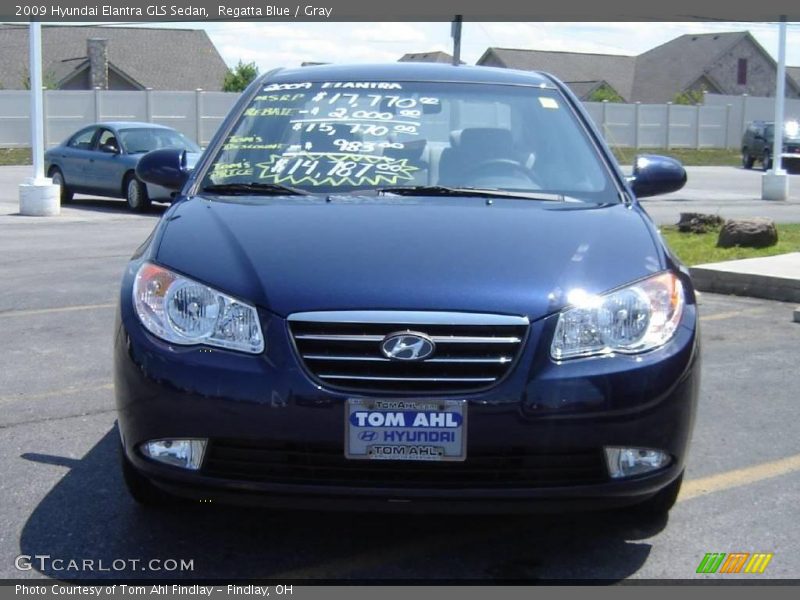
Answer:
[
  {"left": 478, "top": 47, "right": 636, "bottom": 101},
  {"left": 478, "top": 31, "right": 800, "bottom": 103},
  {"left": 783, "top": 66, "right": 800, "bottom": 92},
  {"left": 399, "top": 51, "right": 464, "bottom": 65},
  {"left": 631, "top": 31, "right": 800, "bottom": 102},
  {"left": 0, "top": 25, "right": 228, "bottom": 91}
]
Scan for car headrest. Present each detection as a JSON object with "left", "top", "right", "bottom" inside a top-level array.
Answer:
[
  {"left": 300, "top": 127, "right": 363, "bottom": 153},
  {"left": 457, "top": 128, "right": 513, "bottom": 151},
  {"left": 300, "top": 128, "right": 338, "bottom": 152}
]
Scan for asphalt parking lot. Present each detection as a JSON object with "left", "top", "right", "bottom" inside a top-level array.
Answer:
[
  {"left": 0, "top": 168, "right": 799, "bottom": 581},
  {"left": 640, "top": 166, "right": 800, "bottom": 225}
]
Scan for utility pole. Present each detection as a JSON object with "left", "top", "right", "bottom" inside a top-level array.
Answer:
[
  {"left": 451, "top": 15, "right": 462, "bottom": 66},
  {"left": 762, "top": 15, "right": 789, "bottom": 200},
  {"left": 19, "top": 19, "right": 60, "bottom": 216}
]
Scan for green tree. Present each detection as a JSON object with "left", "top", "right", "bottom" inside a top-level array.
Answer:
[
  {"left": 587, "top": 84, "right": 624, "bottom": 103},
  {"left": 21, "top": 66, "right": 58, "bottom": 90},
  {"left": 673, "top": 86, "right": 706, "bottom": 105},
  {"left": 222, "top": 60, "right": 259, "bottom": 92}
]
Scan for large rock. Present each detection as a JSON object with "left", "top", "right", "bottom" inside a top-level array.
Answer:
[
  {"left": 717, "top": 218, "right": 778, "bottom": 248},
  {"left": 677, "top": 212, "right": 724, "bottom": 234}
]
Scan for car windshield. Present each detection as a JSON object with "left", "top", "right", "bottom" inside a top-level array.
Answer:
[
  {"left": 119, "top": 128, "right": 201, "bottom": 154},
  {"left": 200, "top": 80, "right": 618, "bottom": 202}
]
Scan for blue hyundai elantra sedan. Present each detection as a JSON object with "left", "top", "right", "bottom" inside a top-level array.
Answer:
[{"left": 114, "top": 63, "right": 699, "bottom": 516}]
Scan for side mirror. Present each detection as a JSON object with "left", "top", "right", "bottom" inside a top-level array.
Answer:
[
  {"left": 629, "top": 154, "right": 686, "bottom": 198},
  {"left": 99, "top": 142, "right": 119, "bottom": 154},
  {"left": 136, "top": 148, "right": 191, "bottom": 191}
]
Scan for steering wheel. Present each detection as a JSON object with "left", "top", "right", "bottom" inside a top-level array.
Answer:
[{"left": 464, "top": 158, "right": 539, "bottom": 187}]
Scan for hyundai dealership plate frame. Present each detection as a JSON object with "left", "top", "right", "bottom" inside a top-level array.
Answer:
[{"left": 345, "top": 398, "right": 468, "bottom": 461}]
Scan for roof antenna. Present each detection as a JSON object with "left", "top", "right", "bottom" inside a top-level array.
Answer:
[{"left": 451, "top": 15, "right": 463, "bottom": 66}]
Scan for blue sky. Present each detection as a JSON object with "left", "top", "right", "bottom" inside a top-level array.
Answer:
[{"left": 183, "top": 21, "right": 800, "bottom": 70}]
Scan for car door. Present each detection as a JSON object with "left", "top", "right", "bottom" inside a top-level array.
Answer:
[
  {"left": 57, "top": 126, "right": 97, "bottom": 191},
  {"left": 85, "top": 128, "right": 125, "bottom": 196}
]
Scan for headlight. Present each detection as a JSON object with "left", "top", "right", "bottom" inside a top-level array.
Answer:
[
  {"left": 551, "top": 272, "right": 684, "bottom": 360},
  {"left": 133, "top": 262, "right": 264, "bottom": 354}
]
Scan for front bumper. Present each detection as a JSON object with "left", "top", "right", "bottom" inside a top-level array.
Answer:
[{"left": 114, "top": 279, "right": 699, "bottom": 512}]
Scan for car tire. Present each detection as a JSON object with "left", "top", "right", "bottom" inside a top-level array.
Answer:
[
  {"left": 632, "top": 472, "right": 683, "bottom": 518},
  {"left": 49, "top": 168, "right": 73, "bottom": 203},
  {"left": 125, "top": 173, "right": 151, "bottom": 212},
  {"left": 763, "top": 152, "right": 773, "bottom": 171},
  {"left": 742, "top": 150, "right": 754, "bottom": 169},
  {"left": 120, "top": 444, "right": 177, "bottom": 507}
]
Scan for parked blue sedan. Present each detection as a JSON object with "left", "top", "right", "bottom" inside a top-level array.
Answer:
[{"left": 44, "top": 122, "right": 201, "bottom": 211}]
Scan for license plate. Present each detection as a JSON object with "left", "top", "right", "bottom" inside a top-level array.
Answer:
[{"left": 345, "top": 398, "right": 467, "bottom": 461}]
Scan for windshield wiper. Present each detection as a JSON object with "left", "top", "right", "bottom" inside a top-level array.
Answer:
[
  {"left": 376, "top": 185, "right": 571, "bottom": 202},
  {"left": 201, "top": 182, "right": 311, "bottom": 196}
]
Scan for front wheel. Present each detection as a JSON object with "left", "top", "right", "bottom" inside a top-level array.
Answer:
[
  {"left": 742, "top": 150, "right": 754, "bottom": 169},
  {"left": 49, "top": 168, "right": 73, "bottom": 203},
  {"left": 125, "top": 173, "right": 151, "bottom": 212}
]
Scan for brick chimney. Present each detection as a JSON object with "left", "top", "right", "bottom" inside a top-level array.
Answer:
[{"left": 87, "top": 38, "right": 109, "bottom": 90}]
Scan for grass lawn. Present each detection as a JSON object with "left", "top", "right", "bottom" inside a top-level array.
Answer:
[
  {"left": 612, "top": 147, "right": 741, "bottom": 167},
  {"left": 0, "top": 148, "right": 32, "bottom": 166},
  {"left": 660, "top": 223, "right": 800, "bottom": 266}
]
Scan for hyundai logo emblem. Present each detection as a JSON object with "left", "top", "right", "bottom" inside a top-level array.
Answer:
[
  {"left": 358, "top": 431, "right": 378, "bottom": 442},
  {"left": 380, "top": 331, "right": 436, "bottom": 361}
]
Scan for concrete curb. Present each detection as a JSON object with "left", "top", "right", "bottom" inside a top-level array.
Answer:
[
  {"left": 689, "top": 252, "right": 800, "bottom": 304},
  {"left": 690, "top": 266, "right": 800, "bottom": 303}
]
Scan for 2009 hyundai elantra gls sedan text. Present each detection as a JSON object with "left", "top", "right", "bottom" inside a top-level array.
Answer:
[{"left": 115, "top": 63, "right": 699, "bottom": 516}]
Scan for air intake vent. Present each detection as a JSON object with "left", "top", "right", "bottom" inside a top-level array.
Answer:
[
  {"left": 203, "top": 440, "right": 608, "bottom": 489},
  {"left": 288, "top": 311, "right": 529, "bottom": 394}
]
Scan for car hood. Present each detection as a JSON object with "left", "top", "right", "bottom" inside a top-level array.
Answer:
[{"left": 155, "top": 195, "right": 665, "bottom": 320}]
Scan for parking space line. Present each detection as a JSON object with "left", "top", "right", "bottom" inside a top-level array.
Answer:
[
  {"left": 678, "top": 453, "right": 800, "bottom": 502},
  {"left": 272, "top": 454, "right": 800, "bottom": 579},
  {"left": 699, "top": 307, "right": 765, "bottom": 322},
  {"left": 0, "top": 303, "right": 115, "bottom": 318},
  {"left": 0, "top": 382, "right": 113, "bottom": 405}
]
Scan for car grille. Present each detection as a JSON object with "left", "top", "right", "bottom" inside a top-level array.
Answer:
[
  {"left": 202, "top": 440, "right": 608, "bottom": 489},
  {"left": 287, "top": 311, "right": 530, "bottom": 394}
]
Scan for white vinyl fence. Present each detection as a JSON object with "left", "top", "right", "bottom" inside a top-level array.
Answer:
[
  {"left": 582, "top": 101, "right": 732, "bottom": 149},
  {"left": 703, "top": 93, "right": 800, "bottom": 144},
  {"left": 0, "top": 89, "right": 239, "bottom": 148},
  {"left": 2, "top": 89, "right": 799, "bottom": 150}
]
